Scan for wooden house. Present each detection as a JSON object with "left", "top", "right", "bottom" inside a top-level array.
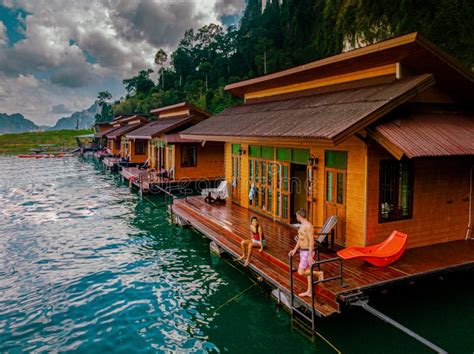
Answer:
[
  {"left": 103, "top": 115, "right": 148, "bottom": 156},
  {"left": 125, "top": 102, "right": 224, "bottom": 181},
  {"left": 180, "top": 32, "right": 474, "bottom": 249}
]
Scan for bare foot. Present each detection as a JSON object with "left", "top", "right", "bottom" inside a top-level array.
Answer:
[
  {"left": 235, "top": 255, "right": 245, "bottom": 261},
  {"left": 243, "top": 260, "right": 250, "bottom": 267},
  {"left": 313, "top": 271, "right": 324, "bottom": 281},
  {"left": 298, "top": 291, "right": 311, "bottom": 297}
]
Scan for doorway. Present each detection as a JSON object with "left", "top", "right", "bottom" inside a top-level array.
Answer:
[{"left": 290, "top": 163, "right": 307, "bottom": 223}]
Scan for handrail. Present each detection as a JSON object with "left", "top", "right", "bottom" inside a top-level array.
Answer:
[{"left": 289, "top": 253, "right": 344, "bottom": 331}]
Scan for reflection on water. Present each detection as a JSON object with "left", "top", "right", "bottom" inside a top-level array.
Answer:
[
  {"left": 0, "top": 156, "right": 324, "bottom": 353},
  {"left": 0, "top": 156, "right": 473, "bottom": 353}
]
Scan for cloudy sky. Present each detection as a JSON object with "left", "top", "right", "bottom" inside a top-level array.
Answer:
[{"left": 0, "top": 0, "right": 245, "bottom": 125}]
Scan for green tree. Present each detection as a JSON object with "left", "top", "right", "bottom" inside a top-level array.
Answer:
[
  {"left": 95, "top": 91, "right": 113, "bottom": 124},
  {"left": 123, "top": 69, "right": 155, "bottom": 96},
  {"left": 154, "top": 49, "right": 168, "bottom": 89}
]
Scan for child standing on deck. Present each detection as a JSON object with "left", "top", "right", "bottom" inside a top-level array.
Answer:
[
  {"left": 236, "top": 216, "right": 265, "bottom": 267},
  {"left": 289, "top": 209, "right": 324, "bottom": 297}
]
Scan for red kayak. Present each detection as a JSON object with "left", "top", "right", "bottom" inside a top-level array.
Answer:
[
  {"left": 337, "top": 231, "right": 408, "bottom": 267},
  {"left": 17, "top": 154, "right": 73, "bottom": 158}
]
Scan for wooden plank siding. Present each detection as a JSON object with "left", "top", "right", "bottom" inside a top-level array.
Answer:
[
  {"left": 366, "top": 141, "right": 472, "bottom": 248},
  {"left": 127, "top": 139, "right": 148, "bottom": 164},
  {"left": 108, "top": 139, "right": 120, "bottom": 155},
  {"left": 312, "top": 136, "right": 367, "bottom": 246},
  {"left": 173, "top": 142, "right": 224, "bottom": 180},
  {"left": 245, "top": 63, "right": 397, "bottom": 101},
  {"left": 224, "top": 142, "right": 232, "bottom": 183}
]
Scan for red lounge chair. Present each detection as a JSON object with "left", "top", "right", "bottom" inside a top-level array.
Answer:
[{"left": 337, "top": 231, "right": 408, "bottom": 267}]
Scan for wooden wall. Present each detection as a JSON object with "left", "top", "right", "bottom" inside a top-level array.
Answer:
[
  {"left": 366, "top": 141, "right": 472, "bottom": 248},
  {"left": 108, "top": 139, "right": 120, "bottom": 155},
  {"left": 148, "top": 142, "right": 155, "bottom": 169},
  {"left": 224, "top": 142, "right": 232, "bottom": 182},
  {"left": 310, "top": 136, "right": 367, "bottom": 247},
  {"left": 173, "top": 142, "right": 224, "bottom": 180},
  {"left": 128, "top": 139, "right": 148, "bottom": 163}
]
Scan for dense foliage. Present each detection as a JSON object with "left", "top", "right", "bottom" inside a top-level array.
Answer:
[{"left": 95, "top": 0, "right": 473, "bottom": 123}]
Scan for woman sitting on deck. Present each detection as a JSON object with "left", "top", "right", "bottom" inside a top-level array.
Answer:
[{"left": 236, "top": 216, "right": 265, "bottom": 267}]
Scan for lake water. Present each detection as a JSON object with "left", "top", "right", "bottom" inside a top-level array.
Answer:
[{"left": 0, "top": 155, "right": 472, "bottom": 353}]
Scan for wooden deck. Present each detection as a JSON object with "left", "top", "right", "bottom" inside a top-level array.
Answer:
[
  {"left": 120, "top": 167, "right": 222, "bottom": 193},
  {"left": 102, "top": 157, "right": 120, "bottom": 168},
  {"left": 172, "top": 196, "right": 474, "bottom": 317}
]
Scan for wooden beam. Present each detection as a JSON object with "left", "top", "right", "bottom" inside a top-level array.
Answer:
[
  {"left": 244, "top": 64, "right": 397, "bottom": 100},
  {"left": 159, "top": 109, "right": 190, "bottom": 118},
  {"left": 366, "top": 128, "right": 405, "bottom": 160},
  {"left": 179, "top": 134, "right": 335, "bottom": 147}
]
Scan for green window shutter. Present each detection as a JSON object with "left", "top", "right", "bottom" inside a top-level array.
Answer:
[
  {"left": 261, "top": 146, "right": 274, "bottom": 160},
  {"left": 325, "top": 150, "right": 348, "bottom": 169},
  {"left": 291, "top": 149, "right": 309, "bottom": 164},
  {"left": 249, "top": 145, "right": 261, "bottom": 157},
  {"left": 232, "top": 144, "right": 240, "bottom": 154},
  {"left": 277, "top": 147, "right": 291, "bottom": 162}
]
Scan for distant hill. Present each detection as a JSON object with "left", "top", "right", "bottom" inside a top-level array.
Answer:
[
  {"left": 49, "top": 102, "right": 100, "bottom": 130},
  {"left": 0, "top": 113, "right": 39, "bottom": 134},
  {"left": 0, "top": 102, "right": 100, "bottom": 134}
]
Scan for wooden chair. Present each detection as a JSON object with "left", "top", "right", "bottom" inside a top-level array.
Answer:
[
  {"left": 293, "top": 215, "right": 338, "bottom": 250},
  {"left": 202, "top": 181, "right": 228, "bottom": 204},
  {"left": 314, "top": 215, "right": 338, "bottom": 251}
]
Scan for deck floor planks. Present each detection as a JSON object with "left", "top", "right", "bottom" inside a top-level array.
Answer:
[{"left": 173, "top": 196, "right": 474, "bottom": 317}]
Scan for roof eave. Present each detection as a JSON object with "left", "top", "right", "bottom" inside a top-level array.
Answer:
[
  {"left": 179, "top": 133, "right": 334, "bottom": 146},
  {"left": 331, "top": 73, "right": 436, "bottom": 145}
]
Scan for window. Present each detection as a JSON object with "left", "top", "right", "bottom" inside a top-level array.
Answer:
[
  {"left": 134, "top": 140, "right": 146, "bottom": 155},
  {"left": 379, "top": 160, "right": 413, "bottom": 222},
  {"left": 181, "top": 144, "right": 197, "bottom": 167}
]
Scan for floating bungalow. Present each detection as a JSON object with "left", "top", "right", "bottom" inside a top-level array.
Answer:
[
  {"left": 172, "top": 33, "right": 474, "bottom": 324},
  {"left": 101, "top": 115, "right": 148, "bottom": 169},
  {"left": 119, "top": 102, "right": 224, "bottom": 192}
]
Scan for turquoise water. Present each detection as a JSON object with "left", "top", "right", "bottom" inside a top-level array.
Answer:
[{"left": 0, "top": 156, "right": 473, "bottom": 353}]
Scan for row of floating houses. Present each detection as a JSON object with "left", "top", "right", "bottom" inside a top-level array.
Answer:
[{"left": 88, "top": 33, "right": 473, "bottom": 336}]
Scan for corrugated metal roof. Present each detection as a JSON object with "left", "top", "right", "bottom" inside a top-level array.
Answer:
[
  {"left": 182, "top": 75, "right": 434, "bottom": 141},
  {"left": 106, "top": 123, "right": 142, "bottom": 139},
  {"left": 96, "top": 125, "right": 119, "bottom": 138},
  {"left": 374, "top": 112, "right": 474, "bottom": 158},
  {"left": 125, "top": 116, "right": 192, "bottom": 140},
  {"left": 164, "top": 133, "right": 199, "bottom": 143}
]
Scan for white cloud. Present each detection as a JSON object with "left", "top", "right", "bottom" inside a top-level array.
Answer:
[
  {"left": 0, "top": 21, "right": 7, "bottom": 46},
  {"left": 0, "top": 73, "right": 102, "bottom": 125},
  {"left": 0, "top": 0, "right": 246, "bottom": 124}
]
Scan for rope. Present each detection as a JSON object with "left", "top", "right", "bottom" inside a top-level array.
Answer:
[
  {"left": 209, "top": 283, "right": 257, "bottom": 316},
  {"left": 314, "top": 331, "right": 342, "bottom": 354}
]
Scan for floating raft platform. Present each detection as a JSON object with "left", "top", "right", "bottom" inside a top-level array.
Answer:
[
  {"left": 120, "top": 167, "right": 222, "bottom": 194},
  {"left": 102, "top": 157, "right": 121, "bottom": 170},
  {"left": 171, "top": 196, "right": 474, "bottom": 317}
]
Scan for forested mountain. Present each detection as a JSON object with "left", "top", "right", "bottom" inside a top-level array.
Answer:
[
  {"left": 100, "top": 0, "right": 473, "bottom": 122},
  {"left": 0, "top": 113, "right": 39, "bottom": 134},
  {"left": 49, "top": 102, "right": 100, "bottom": 130}
]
